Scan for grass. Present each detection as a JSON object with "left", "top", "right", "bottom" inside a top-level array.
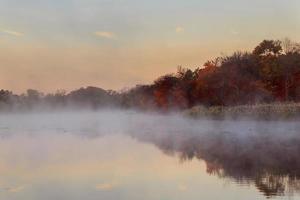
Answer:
[{"left": 184, "top": 103, "right": 300, "bottom": 120}]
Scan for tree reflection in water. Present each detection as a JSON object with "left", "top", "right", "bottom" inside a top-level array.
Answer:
[{"left": 129, "top": 128, "right": 300, "bottom": 198}]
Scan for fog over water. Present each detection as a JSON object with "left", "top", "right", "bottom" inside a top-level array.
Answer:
[{"left": 0, "top": 110, "right": 300, "bottom": 200}]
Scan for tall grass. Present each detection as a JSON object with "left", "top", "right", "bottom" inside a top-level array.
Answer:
[{"left": 185, "top": 103, "right": 300, "bottom": 120}]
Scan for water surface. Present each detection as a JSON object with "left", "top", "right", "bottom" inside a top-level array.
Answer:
[{"left": 0, "top": 111, "right": 299, "bottom": 200}]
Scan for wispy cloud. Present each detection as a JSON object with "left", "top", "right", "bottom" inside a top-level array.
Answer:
[
  {"left": 230, "top": 29, "right": 239, "bottom": 36},
  {"left": 176, "top": 26, "right": 184, "bottom": 33},
  {"left": 1, "top": 30, "right": 24, "bottom": 37},
  {"left": 2, "top": 185, "right": 25, "bottom": 193},
  {"left": 178, "top": 184, "right": 188, "bottom": 191},
  {"left": 95, "top": 182, "right": 117, "bottom": 191},
  {"left": 94, "top": 31, "right": 117, "bottom": 39}
]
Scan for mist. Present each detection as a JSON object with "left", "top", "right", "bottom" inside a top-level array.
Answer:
[
  {"left": 1, "top": 110, "right": 300, "bottom": 199},
  {"left": 2, "top": 109, "right": 299, "bottom": 137}
]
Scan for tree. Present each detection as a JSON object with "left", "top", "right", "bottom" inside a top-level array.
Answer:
[
  {"left": 282, "top": 38, "right": 300, "bottom": 54},
  {"left": 278, "top": 52, "right": 300, "bottom": 101},
  {"left": 253, "top": 40, "right": 282, "bottom": 57}
]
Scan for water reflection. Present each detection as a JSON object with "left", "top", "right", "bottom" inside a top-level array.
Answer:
[
  {"left": 129, "top": 125, "right": 300, "bottom": 198},
  {"left": 0, "top": 112, "right": 300, "bottom": 199}
]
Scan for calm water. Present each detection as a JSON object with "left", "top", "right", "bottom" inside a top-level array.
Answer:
[{"left": 0, "top": 111, "right": 300, "bottom": 200}]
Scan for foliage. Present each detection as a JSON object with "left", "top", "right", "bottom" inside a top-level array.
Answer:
[{"left": 124, "top": 39, "right": 300, "bottom": 109}]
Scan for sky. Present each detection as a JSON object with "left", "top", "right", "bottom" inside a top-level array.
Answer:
[{"left": 0, "top": 0, "right": 300, "bottom": 93}]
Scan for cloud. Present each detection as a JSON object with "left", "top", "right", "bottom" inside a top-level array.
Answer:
[
  {"left": 94, "top": 31, "right": 117, "bottom": 39},
  {"left": 176, "top": 26, "right": 184, "bottom": 33},
  {"left": 177, "top": 184, "right": 188, "bottom": 191},
  {"left": 2, "top": 185, "right": 25, "bottom": 193},
  {"left": 230, "top": 30, "right": 239, "bottom": 35},
  {"left": 95, "top": 183, "right": 117, "bottom": 191},
  {"left": 1, "top": 30, "right": 24, "bottom": 37}
]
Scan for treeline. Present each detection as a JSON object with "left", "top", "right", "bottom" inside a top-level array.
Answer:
[
  {"left": 0, "top": 87, "right": 119, "bottom": 111},
  {"left": 1, "top": 39, "right": 300, "bottom": 111},
  {"left": 123, "top": 38, "right": 300, "bottom": 110}
]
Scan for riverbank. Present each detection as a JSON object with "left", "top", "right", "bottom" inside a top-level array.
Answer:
[{"left": 184, "top": 103, "right": 300, "bottom": 120}]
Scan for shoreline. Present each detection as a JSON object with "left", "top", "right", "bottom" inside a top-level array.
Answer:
[{"left": 184, "top": 103, "right": 300, "bottom": 120}]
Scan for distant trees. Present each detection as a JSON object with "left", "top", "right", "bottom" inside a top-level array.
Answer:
[
  {"left": 0, "top": 87, "right": 120, "bottom": 111},
  {"left": 44, "top": 90, "right": 67, "bottom": 108},
  {"left": 67, "top": 86, "right": 114, "bottom": 109},
  {"left": 0, "top": 39, "right": 299, "bottom": 111},
  {"left": 0, "top": 90, "right": 15, "bottom": 110}
]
